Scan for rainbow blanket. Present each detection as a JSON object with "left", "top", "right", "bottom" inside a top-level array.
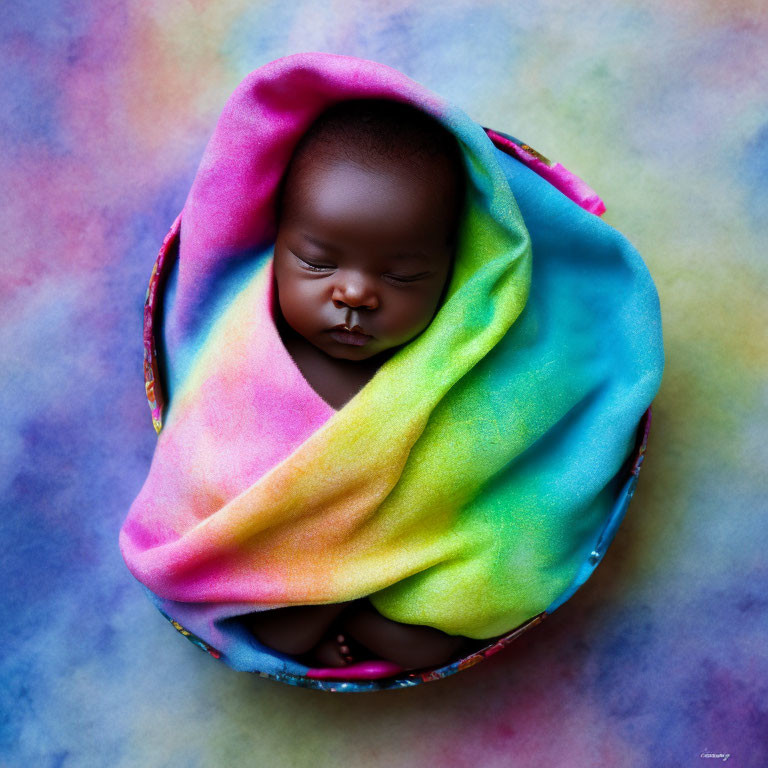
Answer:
[{"left": 119, "top": 52, "right": 663, "bottom": 677}]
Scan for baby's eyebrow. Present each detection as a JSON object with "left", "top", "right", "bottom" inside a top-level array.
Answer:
[
  {"left": 301, "top": 233, "right": 430, "bottom": 262},
  {"left": 392, "top": 250, "right": 430, "bottom": 263},
  {"left": 301, "top": 233, "right": 340, "bottom": 251}
]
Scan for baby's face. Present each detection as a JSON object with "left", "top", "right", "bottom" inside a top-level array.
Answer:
[{"left": 273, "top": 152, "right": 459, "bottom": 361}]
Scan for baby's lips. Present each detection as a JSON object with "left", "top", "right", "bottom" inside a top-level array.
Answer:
[{"left": 331, "top": 323, "right": 372, "bottom": 336}]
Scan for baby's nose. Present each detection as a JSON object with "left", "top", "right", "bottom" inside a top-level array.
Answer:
[{"left": 331, "top": 279, "right": 379, "bottom": 310}]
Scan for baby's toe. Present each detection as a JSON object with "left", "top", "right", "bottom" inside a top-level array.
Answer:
[
  {"left": 308, "top": 632, "right": 370, "bottom": 668},
  {"left": 308, "top": 636, "right": 349, "bottom": 667}
]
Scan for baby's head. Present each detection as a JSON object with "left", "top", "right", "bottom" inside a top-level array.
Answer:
[{"left": 273, "top": 98, "right": 466, "bottom": 361}]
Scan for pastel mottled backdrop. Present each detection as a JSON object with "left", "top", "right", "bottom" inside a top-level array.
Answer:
[{"left": 2, "top": 1, "right": 765, "bottom": 766}]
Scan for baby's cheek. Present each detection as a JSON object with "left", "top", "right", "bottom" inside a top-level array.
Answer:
[
  {"left": 284, "top": 284, "right": 327, "bottom": 336},
  {"left": 390, "top": 291, "right": 440, "bottom": 338}
]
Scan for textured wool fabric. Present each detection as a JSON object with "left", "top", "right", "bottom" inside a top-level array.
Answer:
[{"left": 119, "top": 52, "right": 663, "bottom": 675}]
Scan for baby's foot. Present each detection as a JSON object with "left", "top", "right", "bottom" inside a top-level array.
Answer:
[
  {"left": 307, "top": 631, "right": 368, "bottom": 668},
  {"left": 341, "top": 600, "right": 472, "bottom": 670},
  {"left": 243, "top": 603, "right": 347, "bottom": 655}
]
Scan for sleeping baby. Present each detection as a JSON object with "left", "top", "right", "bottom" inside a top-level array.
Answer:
[
  {"left": 243, "top": 99, "right": 477, "bottom": 670},
  {"left": 120, "top": 53, "right": 663, "bottom": 686}
]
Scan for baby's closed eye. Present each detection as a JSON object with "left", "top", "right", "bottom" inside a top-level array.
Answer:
[{"left": 293, "top": 252, "right": 432, "bottom": 282}]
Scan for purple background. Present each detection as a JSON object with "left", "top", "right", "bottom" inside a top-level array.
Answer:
[{"left": 2, "top": 1, "right": 766, "bottom": 766}]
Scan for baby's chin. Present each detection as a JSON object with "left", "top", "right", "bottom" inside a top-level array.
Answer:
[
  {"left": 321, "top": 342, "right": 385, "bottom": 361},
  {"left": 315, "top": 336, "right": 399, "bottom": 362}
]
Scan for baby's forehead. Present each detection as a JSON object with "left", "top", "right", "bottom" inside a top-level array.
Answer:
[
  {"left": 285, "top": 153, "right": 460, "bottom": 235},
  {"left": 287, "top": 140, "right": 462, "bottom": 203}
]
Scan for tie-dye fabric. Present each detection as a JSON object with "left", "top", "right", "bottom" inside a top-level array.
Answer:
[{"left": 119, "top": 52, "right": 663, "bottom": 681}]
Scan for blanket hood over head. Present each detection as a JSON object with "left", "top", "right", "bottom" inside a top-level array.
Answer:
[{"left": 119, "top": 52, "right": 663, "bottom": 675}]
